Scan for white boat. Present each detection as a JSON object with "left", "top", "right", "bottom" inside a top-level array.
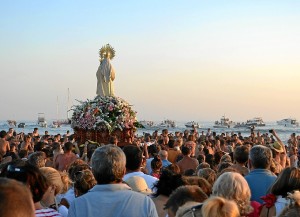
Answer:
[
  {"left": 213, "top": 116, "right": 235, "bottom": 128},
  {"left": 185, "top": 121, "right": 200, "bottom": 128},
  {"left": 139, "top": 120, "right": 155, "bottom": 128},
  {"left": 157, "top": 119, "right": 176, "bottom": 128},
  {"left": 245, "top": 117, "right": 265, "bottom": 127},
  {"left": 277, "top": 118, "right": 299, "bottom": 127},
  {"left": 7, "top": 120, "right": 16, "bottom": 127},
  {"left": 37, "top": 113, "right": 47, "bottom": 128},
  {"left": 49, "top": 121, "right": 61, "bottom": 128}
]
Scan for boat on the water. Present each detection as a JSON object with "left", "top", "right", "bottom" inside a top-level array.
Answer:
[
  {"left": 139, "top": 120, "right": 155, "bottom": 128},
  {"left": 7, "top": 120, "right": 16, "bottom": 127},
  {"left": 37, "top": 113, "right": 47, "bottom": 128},
  {"left": 49, "top": 121, "right": 61, "bottom": 128},
  {"left": 245, "top": 117, "right": 265, "bottom": 127},
  {"left": 277, "top": 118, "right": 299, "bottom": 127},
  {"left": 56, "top": 119, "right": 71, "bottom": 125},
  {"left": 185, "top": 121, "right": 200, "bottom": 128},
  {"left": 157, "top": 119, "right": 176, "bottom": 128},
  {"left": 213, "top": 116, "right": 235, "bottom": 128},
  {"left": 17, "top": 122, "right": 25, "bottom": 128}
]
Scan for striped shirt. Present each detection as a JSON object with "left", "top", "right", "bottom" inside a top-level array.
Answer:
[{"left": 35, "top": 208, "right": 62, "bottom": 217}]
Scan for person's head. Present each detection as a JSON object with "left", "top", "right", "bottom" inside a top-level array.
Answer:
[
  {"left": 234, "top": 145, "right": 249, "bottom": 164},
  {"left": 34, "top": 142, "right": 45, "bottom": 152},
  {"left": 109, "top": 136, "right": 118, "bottom": 145},
  {"left": 249, "top": 145, "right": 272, "bottom": 169},
  {"left": 18, "top": 149, "right": 28, "bottom": 159},
  {"left": 269, "top": 141, "right": 284, "bottom": 157},
  {"left": 159, "top": 150, "right": 168, "bottom": 160},
  {"left": 197, "top": 154, "right": 206, "bottom": 164},
  {"left": 217, "top": 162, "right": 233, "bottom": 174},
  {"left": 182, "top": 146, "right": 191, "bottom": 156},
  {"left": 184, "top": 176, "right": 212, "bottom": 196},
  {"left": 39, "top": 167, "right": 64, "bottom": 207},
  {"left": 92, "top": 145, "right": 126, "bottom": 184},
  {"left": 1, "top": 161, "right": 48, "bottom": 203},
  {"left": 151, "top": 155, "right": 162, "bottom": 172},
  {"left": 0, "top": 177, "right": 35, "bottom": 217},
  {"left": 123, "top": 145, "right": 143, "bottom": 171},
  {"left": 63, "top": 142, "right": 73, "bottom": 152},
  {"left": 67, "top": 159, "right": 90, "bottom": 182},
  {"left": 197, "top": 162, "right": 210, "bottom": 170},
  {"left": 148, "top": 145, "right": 159, "bottom": 157},
  {"left": 0, "top": 130, "right": 7, "bottom": 139},
  {"left": 201, "top": 196, "right": 240, "bottom": 217},
  {"left": 220, "top": 154, "right": 232, "bottom": 163},
  {"left": 197, "top": 168, "right": 217, "bottom": 184},
  {"left": 28, "top": 151, "right": 46, "bottom": 168},
  {"left": 165, "top": 164, "right": 181, "bottom": 174},
  {"left": 168, "top": 140, "right": 175, "bottom": 148},
  {"left": 187, "top": 135, "right": 195, "bottom": 142},
  {"left": 165, "top": 185, "right": 208, "bottom": 217},
  {"left": 153, "top": 169, "right": 186, "bottom": 197},
  {"left": 175, "top": 138, "right": 183, "bottom": 147},
  {"left": 9, "top": 142, "right": 17, "bottom": 152},
  {"left": 270, "top": 167, "right": 300, "bottom": 197},
  {"left": 74, "top": 169, "right": 96, "bottom": 197},
  {"left": 25, "top": 135, "right": 32, "bottom": 143},
  {"left": 212, "top": 172, "right": 252, "bottom": 216}
]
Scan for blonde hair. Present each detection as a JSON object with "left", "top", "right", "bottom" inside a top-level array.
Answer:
[
  {"left": 59, "top": 171, "right": 71, "bottom": 194},
  {"left": 212, "top": 172, "right": 252, "bottom": 216},
  {"left": 40, "top": 167, "right": 64, "bottom": 195},
  {"left": 202, "top": 196, "right": 240, "bottom": 217}
]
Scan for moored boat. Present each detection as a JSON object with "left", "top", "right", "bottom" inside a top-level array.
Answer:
[
  {"left": 7, "top": 120, "right": 16, "bottom": 127},
  {"left": 17, "top": 122, "right": 25, "bottom": 128},
  {"left": 139, "top": 120, "right": 155, "bottom": 128},
  {"left": 213, "top": 116, "right": 235, "bottom": 128},
  {"left": 157, "top": 119, "right": 176, "bottom": 128},
  {"left": 277, "top": 118, "right": 299, "bottom": 127},
  {"left": 245, "top": 117, "right": 265, "bottom": 127},
  {"left": 185, "top": 121, "right": 200, "bottom": 128},
  {"left": 37, "top": 113, "right": 47, "bottom": 128}
]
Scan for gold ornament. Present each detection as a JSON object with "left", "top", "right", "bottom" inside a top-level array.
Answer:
[{"left": 99, "top": 44, "right": 115, "bottom": 60}]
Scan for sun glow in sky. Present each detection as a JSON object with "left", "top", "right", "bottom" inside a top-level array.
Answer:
[{"left": 1, "top": 0, "right": 300, "bottom": 122}]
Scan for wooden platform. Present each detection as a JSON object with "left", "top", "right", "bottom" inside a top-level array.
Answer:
[{"left": 73, "top": 128, "right": 134, "bottom": 147}]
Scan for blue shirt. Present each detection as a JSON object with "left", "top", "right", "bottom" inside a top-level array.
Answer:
[
  {"left": 68, "top": 183, "right": 158, "bottom": 217},
  {"left": 245, "top": 169, "right": 277, "bottom": 204},
  {"left": 162, "top": 159, "right": 172, "bottom": 168}
]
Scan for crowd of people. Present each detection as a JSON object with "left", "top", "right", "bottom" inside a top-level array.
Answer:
[{"left": 1, "top": 126, "right": 300, "bottom": 217}]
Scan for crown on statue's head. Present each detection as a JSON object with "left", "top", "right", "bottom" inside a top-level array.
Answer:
[{"left": 99, "top": 44, "right": 115, "bottom": 60}]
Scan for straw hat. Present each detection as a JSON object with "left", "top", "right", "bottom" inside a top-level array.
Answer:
[
  {"left": 126, "top": 176, "right": 152, "bottom": 195},
  {"left": 269, "top": 141, "right": 284, "bottom": 153}
]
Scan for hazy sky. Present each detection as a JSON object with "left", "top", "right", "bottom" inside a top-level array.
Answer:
[{"left": 1, "top": 0, "right": 300, "bottom": 122}]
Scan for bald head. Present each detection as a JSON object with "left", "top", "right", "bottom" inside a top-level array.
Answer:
[{"left": 159, "top": 150, "right": 168, "bottom": 160}]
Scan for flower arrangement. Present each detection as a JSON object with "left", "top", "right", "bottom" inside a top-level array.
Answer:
[{"left": 71, "top": 96, "right": 137, "bottom": 133}]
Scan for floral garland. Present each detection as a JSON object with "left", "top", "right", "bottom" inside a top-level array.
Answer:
[{"left": 71, "top": 96, "right": 137, "bottom": 132}]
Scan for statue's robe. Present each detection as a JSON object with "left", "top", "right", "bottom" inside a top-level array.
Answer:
[{"left": 96, "top": 58, "right": 115, "bottom": 97}]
